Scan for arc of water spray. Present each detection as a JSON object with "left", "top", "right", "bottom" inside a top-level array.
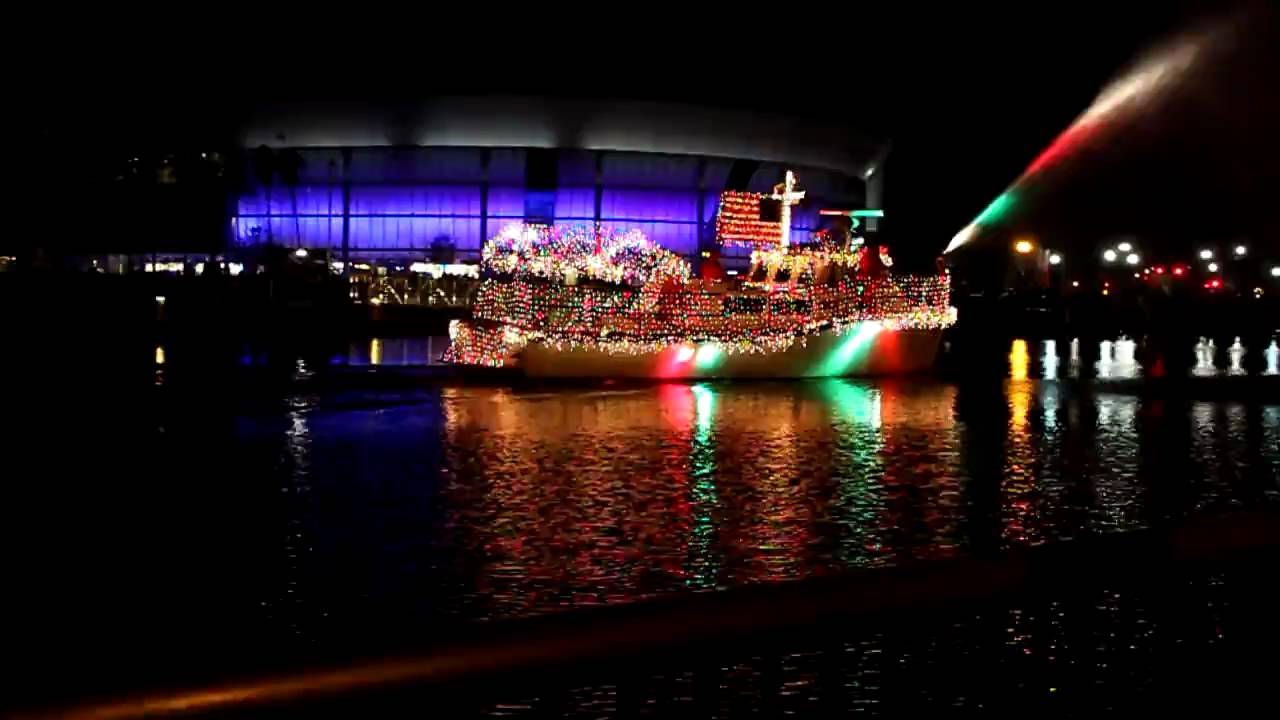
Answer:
[{"left": 944, "top": 22, "right": 1215, "bottom": 255}]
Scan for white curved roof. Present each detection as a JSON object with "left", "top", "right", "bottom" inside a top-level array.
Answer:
[{"left": 240, "top": 97, "right": 887, "bottom": 177}]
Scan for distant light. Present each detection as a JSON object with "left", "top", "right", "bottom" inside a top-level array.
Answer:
[
  {"left": 1117, "top": 242, "right": 1133, "bottom": 252},
  {"left": 1102, "top": 289, "right": 1109, "bottom": 296},
  {"left": 1155, "top": 266, "right": 1166, "bottom": 275},
  {"left": 1271, "top": 266, "right": 1280, "bottom": 278},
  {"left": 1125, "top": 253, "right": 1140, "bottom": 265},
  {"left": 155, "top": 346, "right": 165, "bottom": 365},
  {"left": 1199, "top": 249, "right": 1214, "bottom": 260},
  {"left": 369, "top": 297, "right": 382, "bottom": 305},
  {"left": 1173, "top": 266, "right": 1185, "bottom": 277},
  {"left": 676, "top": 345, "right": 696, "bottom": 363},
  {"left": 1103, "top": 249, "right": 1118, "bottom": 262},
  {"left": 1207, "top": 262, "right": 1219, "bottom": 272},
  {"left": 227, "top": 262, "right": 244, "bottom": 276},
  {"left": 154, "top": 295, "right": 166, "bottom": 304},
  {"left": 1134, "top": 273, "right": 1140, "bottom": 278},
  {"left": 1014, "top": 240, "right": 1034, "bottom": 255},
  {"left": 1210, "top": 279, "right": 1222, "bottom": 288},
  {"left": 1048, "top": 253, "right": 1062, "bottom": 265},
  {"left": 294, "top": 248, "right": 308, "bottom": 258},
  {"left": 864, "top": 166, "right": 876, "bottom": 178},
  {"left": 330, "top": 261, "right": 345, "bottom": 273},
  {"left": 726, "top": 269, "right": 739, "bottom": 276},
  {"left": 1233, "top": 245, "right": 1247, "bottom": 257},
  {"left": 1072, "top": 280, "right": 1080, "bottom": 288},
  {"left": 201, "top": 152, "right": 207, "bottom": 159},
  {"left": 409, "top": 262, "right": 431, "bottom": 274}
]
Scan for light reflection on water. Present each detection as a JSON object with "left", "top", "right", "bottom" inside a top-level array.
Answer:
[
  {"left": 213, "top": 377, "right": 1280, "bottom": 636},
  {"left": 1019, "top": 335, "right": 1279, "bottom": 380}
]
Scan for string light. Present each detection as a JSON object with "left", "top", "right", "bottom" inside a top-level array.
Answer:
[
  {"left": 447, "top": 224, "right": 956, "bottom": 365},
  {"left": 716, "top": 191, "right": 784, "bottom": 247},
  {"left": 483, "top": 224, "right": 689, "bottom": 286}
]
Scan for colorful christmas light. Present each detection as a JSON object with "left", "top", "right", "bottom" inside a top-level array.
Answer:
[
  {"left": 482, "top": 224, "right": 690, "bottom": 286},
  {"left": 449, "top": 224, "right": 956, "bottom": 365},
  {"left": 453, "top": 271, "right": 954, "bottom": 361},
  {"left": 716, "top": 191, "right": 784, "bottom": 247}
]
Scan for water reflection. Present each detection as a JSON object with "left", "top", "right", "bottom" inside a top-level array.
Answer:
[
  {"left": 1006, "top": 335, "right": 1278, "bottom": 380},
  {"left": 337, "top": 337, "right": 449, "bottom": 367}
]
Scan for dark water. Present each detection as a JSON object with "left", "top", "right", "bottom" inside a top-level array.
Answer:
[{"left": 7, "top": 338, "right": 1280, "bottom": 710}]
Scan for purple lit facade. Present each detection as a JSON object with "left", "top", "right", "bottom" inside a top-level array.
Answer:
[{"left": 233, "top": 147, "right": 862, "bottom": 259}]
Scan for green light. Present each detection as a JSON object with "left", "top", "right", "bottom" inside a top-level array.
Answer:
[
  {"left": 975, "top": 191, "right": 1016, "bottom": 226},
  {"left": 694, "top": 343, "right": 723, "bottom": 369},
  {"left": 822, "top": 379, "right": 882, "bottom": 427},
  {"left": 850, "top": 209, "right": 885, "bottom": 218},
  {"left": 814, "top": 321, "right": 882, "bottom": 376},
  {"left": 690, "top": 384, "right": 714, "bottom": 432}
]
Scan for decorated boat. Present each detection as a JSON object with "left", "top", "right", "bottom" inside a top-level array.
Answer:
[{"left": 446, "top": 173, "right": 955, "bottom": 378}]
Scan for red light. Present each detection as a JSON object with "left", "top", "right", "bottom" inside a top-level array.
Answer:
[
  {"left": 1155, "top": 266, "right": 1166, "bottom": 275},
  {"left": 1173, "top": 266, "right": 1185, "bottom": 276},
  {"left": 1211, "top": 279, "right": 1221, "bottom": 288}
]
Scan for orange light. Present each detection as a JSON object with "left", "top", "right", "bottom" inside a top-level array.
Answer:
[{"left": 1014, "top": 240, "right": 1035, "bottom": 255}]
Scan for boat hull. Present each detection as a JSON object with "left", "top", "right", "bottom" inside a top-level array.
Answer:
[{"left": 519, "top": 327, "right": 942, "bottom": 379}]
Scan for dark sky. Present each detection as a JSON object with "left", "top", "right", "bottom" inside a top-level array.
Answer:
[{"left": 28, "top": 1, "right": 1270, "bottom": 255}]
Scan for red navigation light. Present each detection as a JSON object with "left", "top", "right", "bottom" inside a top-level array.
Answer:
[
  {"left": 1155, "top": 266, "right": 1166, "bottom": 275},
  {"left": 1172, "top": 266, "right": 1185, "bottom": 277}
]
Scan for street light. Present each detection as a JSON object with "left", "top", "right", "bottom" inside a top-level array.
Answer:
[
  {"left": 1208, "top": 262, "right": 1219, "bottom": 272},
  {"left": 1014, "top": 240, "right": 1035, "bottom": 254},
  {"left": 1048, "top": 253, "right": 1062, "bottom": 265},
  {"left": 1125, "top": 253, "right": 1140, "bottom": 266},
  {"left": 1103, "top": 249, "right": 1118, "bottom": 262},
  {"left": 1199, "top": 249, "right": 1214, "bottom": 260},
  {"left": 1234, "top": 245, "right": 1247, "bottom": 257}
]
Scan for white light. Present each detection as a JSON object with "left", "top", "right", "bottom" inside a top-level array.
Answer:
[
  {"left": 1048, "top": 253, "right": 1062, "bottom": 266},
  {"left": 676, "top": 345, "right": 695, "bottom": 363},
  {"left": 1271, "top": 266, "right": 1280, "bottom": 278},
  {"left": 294, "top": 248, "right": 308, "bottom": 258},
  {"left": 1234, "top": 245, "right": 1247, "bottom": 256},
  {"left": 195, "top": 262, "right": 205, "bottom": 275},
  {"left": 1199, "top": 249, "right": 1213, "bottom": 260},
  {"left": 1103, "top": 249, "right": 1118, "bottom": 262},
  {"left": 1125, "top": 253, "right": 1140, "bottom": 266},
  {"left": 945, "top": 224, "right": 978, "bottom": 255},
  {"left": 330, "top": 261, "right": 345, "bottom": 273},
  {"left": 1117, "top": 242, "right": 1133, "bottom": 252},
  {"left": 864, "top": 166, "right": 876, "bottom": 178},
  {"left": 155, "top": 295, "right": 166, "bottom": 304},
  {"left": 227, "top": 262, "right": 244, "bottom": 276},
  {"left": 726, "top": 269, "right": 739, "bottom": 276},
  {"left": 1207, "top": 262, "right": 1219, "bottom": 272},
  {"left": 409, "top": 262, "right": 431, "bottom": 274}
]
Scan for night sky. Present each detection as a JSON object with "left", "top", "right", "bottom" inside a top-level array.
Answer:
[{"left": 24, "top": 2, "right": 1276, "bottom": 257}]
